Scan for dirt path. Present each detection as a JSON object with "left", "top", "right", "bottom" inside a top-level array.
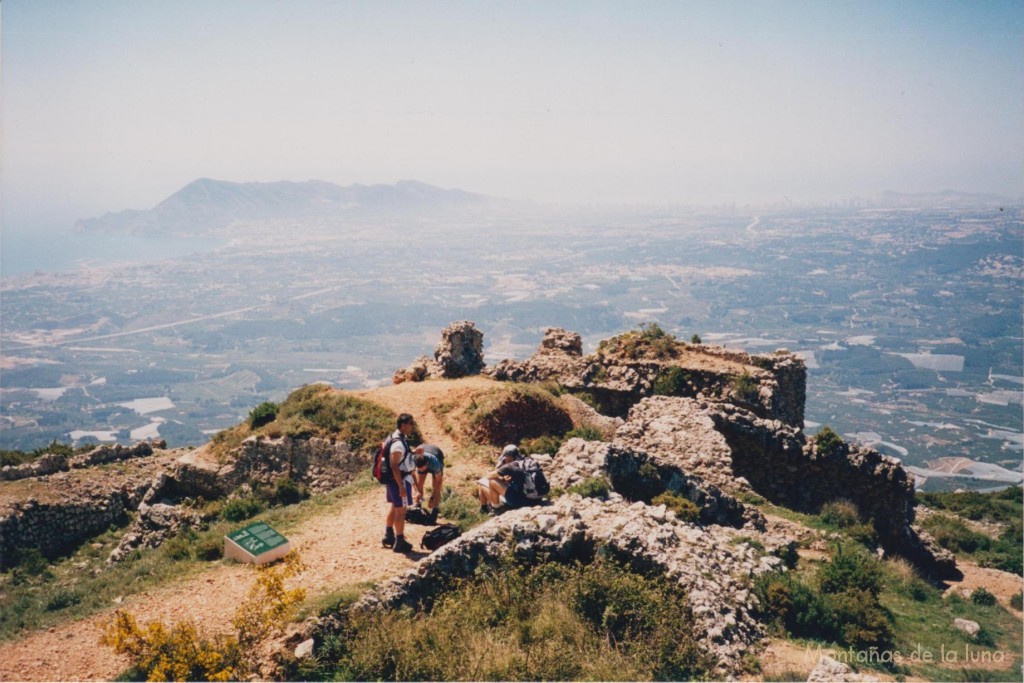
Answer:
[
  {"left": 944, "top": 560, "right": 1024, "bottom": 611},
  {"left": 0, "top": 377, "right": 497, "bottom": 682}
]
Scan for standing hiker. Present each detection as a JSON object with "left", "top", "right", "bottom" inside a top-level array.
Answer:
[{"left": 382, "top": 413, "right": 421, "bottom": 553}]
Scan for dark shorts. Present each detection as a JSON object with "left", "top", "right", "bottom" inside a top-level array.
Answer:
[
  {"left": 501, "top": 484, "right": 530, "bottom": 509},
  {"left": 386, "top": 477, "right": 413, "bottom": 508}
]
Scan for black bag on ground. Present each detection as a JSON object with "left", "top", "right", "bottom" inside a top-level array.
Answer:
[
  {"left": 421, "top": 523, "right": 461, "bottom": 551},
  {"left": 404, "top": 506, "right": 433, "bottom": 525}
]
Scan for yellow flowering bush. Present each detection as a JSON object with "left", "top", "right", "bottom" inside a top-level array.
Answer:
[{"left": 101, "top": 551, "right": 306, "bottom": 681}]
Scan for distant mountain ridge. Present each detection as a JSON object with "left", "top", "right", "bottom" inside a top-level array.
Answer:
[{"left": 76, "top": 179, "right": 492, "bottom": 234}]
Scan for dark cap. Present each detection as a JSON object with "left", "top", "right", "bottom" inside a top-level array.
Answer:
[{"left": 397, "top": 413, "right": 415, "bottom": 428}]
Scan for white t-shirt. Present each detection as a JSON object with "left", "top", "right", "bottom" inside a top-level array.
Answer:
[{"left": 389, "top": 429, "right": 414, "bottom": 474}]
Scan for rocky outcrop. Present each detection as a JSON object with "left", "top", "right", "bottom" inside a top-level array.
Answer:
[
  {"left": 614, "top": 395, "right": 956, "bottom": 578},
  {"left": 806, "top": 655, "right": 880, "bottom": 682},
  {"left": 314, "top": 496, "right": 785, "bottom": 675},
  {"left": 558, "top": 394, "right": 624, "bottom": 439},
  {"left": 548, "top": 438, "right": 758, "bottom": 529},
  {"left": 615, "top": 395, "right": 743, "bottom": 492},
  {"left": 537, "top": 327, "right": 583, "bottom": 356},
  {"left": 106, "top": 473, "right": 206, "bottom": 564},
  {"left": 394, "top": 320, "right": 485, "bottom": 382}
]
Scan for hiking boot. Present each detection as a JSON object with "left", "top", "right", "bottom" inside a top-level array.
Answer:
[
  {"left": 428, "top": 509, "right": 439, "bottom": 524},
  {"left": 392, "top": 536, "right": 413, "bottom": 554},
  {"left": 381, "top": 530, "right": 395, "bottom": 548},
  {"left": 479, "top": 504, "right": 491, "bottom": 515}
]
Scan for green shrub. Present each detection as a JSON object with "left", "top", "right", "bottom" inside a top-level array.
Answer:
[
  {"left": 272, "top": 385, "right": 399, "bottom": 452},
  {"left": 818, "top": 544, "right": 884, "bottom": 597},
  {"left": 438, "top": 487, "right": 489, "bottom": 532},
  {"left": 248, "top": 401, "right": 279, "bottom": 429},
  {"left": 651, "top": 492, "right": 700, "bottom": 523},
  {"left": 690, "top": 334, "right": 702, "bottom": 344},
  {"left": 819, "top": 500, "right": 861, "bottom": 528},
  {"left": 222, "top": 496, "right": 266, "bottom": 522},
  {"left": 731, "top": 372, "right": 760, "bottom": 401},
  {"left": 653, "top": 366, "right": 691, "bottom": 396},
  {"left": 303, "top": 554, "right": 714, "bottom": 681},
  {"left": 519, "top": 425, "right": 604, "bottom": 457},
  {"left": 568, "top": 477, "right": 610, "bottom": 499},
  {"left": 519, "top": 434, "right": 563, "bottom": 456},
  {"left": 755, "top": 544, "right": 894, "bottom": 650},
  {"left": 813, "top": 426, "right": 846, "bottom": 457},
  {"left": 44, "top": 589, "right": 82, "bottom": 612},
  {"left": 773, "top": 541, "right": 800, "bottom": 569},
  {"left": 969, "top": 587, "right": 997, "bottom": 606},
  {"left": 919, "top": 514, "right": 991, "bottom": 554},
  {"left": 566, "top": 425, "right": 604, "bottom": 441},
  {"left": 596, "top": 324, "right": 679, "bottom": 360},
  {"left": 1010, "top": 592, "right": 1022, "bottom": 611},
  {"left": 0, "top": 449, "right": 34, "bottom": 467},
  {"left": 270, "top": 477, "right": 308, "bottom": 506}
]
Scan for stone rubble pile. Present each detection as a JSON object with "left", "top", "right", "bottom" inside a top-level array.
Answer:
[
  {"left": 322, "top": 495, "right": 785, "bottom": 675},
  {"left": 106, "top": 473, "right": 205, "bottom": 564}
]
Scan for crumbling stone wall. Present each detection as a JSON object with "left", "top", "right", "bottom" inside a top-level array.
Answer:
[
  {"left": 0, "top": 484, "right": 149, "bottom": 567},
  {"left": 0, "top": 453, "right": 69, "bottom": 481},
  {"left": 175, "top": 435, "right": 364, "bottom": 498},
  {"left": 394, "top": 320, "right": 485, "bottom": 382},
  {"left": 0, "top": 441, "right": 167, "bottom": 482},
  {"left": 486, "top": 327, "right": 806, "bottom": 426}
]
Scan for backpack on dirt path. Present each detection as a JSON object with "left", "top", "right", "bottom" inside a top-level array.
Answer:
[
  {"left": 421, "top": 523, "right": 461, "bottom": 551},
  {"left": 521, "top": 456, "right": 550, "bottom": 500}
]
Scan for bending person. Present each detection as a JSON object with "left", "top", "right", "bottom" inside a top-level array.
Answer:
[{"left": 413, "top": 444, "right": 445, "bottom": 523}]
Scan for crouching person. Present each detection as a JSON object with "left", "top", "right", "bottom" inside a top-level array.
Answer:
[{"left": 476, "top": 444, "right": 548, "bottom": 514}]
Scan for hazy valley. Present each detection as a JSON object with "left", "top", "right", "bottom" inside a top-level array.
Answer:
[{"left": 2, "top": 180, "right": 1021, "bottom": 491}]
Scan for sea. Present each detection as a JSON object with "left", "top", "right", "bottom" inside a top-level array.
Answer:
[{"left": 0, "top": 229, "right": 224, "bottom": 276}]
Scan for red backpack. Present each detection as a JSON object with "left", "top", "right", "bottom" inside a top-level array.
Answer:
[{"left": 372, "top": 436, "right": 395, "bottom": 483}]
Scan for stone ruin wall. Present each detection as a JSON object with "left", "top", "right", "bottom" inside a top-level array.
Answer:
[
  {"left": 485, "top": 327, "right": 807, "bottom": 428},
  {"left": 176, "top": 435, "right": 365, "bottom": 498},
  {"left": 0, "top": 441, "right": 165, "bottom": 482},
  {"left": 0, "top": 483, "right": 151, "bottom": 567}
]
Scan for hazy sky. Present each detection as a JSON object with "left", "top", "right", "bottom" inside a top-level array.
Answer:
[{"left": 3, "top": 0, "right": 1022, "bottom": 229}]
